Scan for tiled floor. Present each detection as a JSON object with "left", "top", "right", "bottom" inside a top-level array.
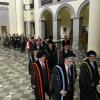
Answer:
[{"left": 0, "top": 45, "right": 35, "bottom": 100}]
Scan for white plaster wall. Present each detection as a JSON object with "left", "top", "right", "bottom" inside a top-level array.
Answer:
[
  {"left": 0, "top": 0, "right": 9, "bottom": 36},
  {"left": 0, "top": 0, "right": 9, "bottom": 2},
  {"left": 0, "top": 8, "right": 9, "bottom": 34}
]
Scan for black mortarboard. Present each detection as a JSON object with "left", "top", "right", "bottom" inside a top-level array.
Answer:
[
  {"left": 64, "top": 51, "right": 76, "bottom": 59},
  {"left": 63, "top": 40, "right": 70, "bottom": 47},
  {"left": 37, "top": 51, "right": 46, "bottom": 58},
  {"left": 32, "top": 46, "right": 38, "bottom": 51},
  {"left": 31, "top": 37, "right": 34, "bottom": 39},
  {"left": 86, "top": 50, "right": 97, "bottom": 57},
  {"left": 47, "top": 40, "right": 54, "bottom": 44}
]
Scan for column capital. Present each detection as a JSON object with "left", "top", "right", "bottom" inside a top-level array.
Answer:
[
  {"left": 52, "top": 18, "right": 57, "bottom": 21},
  {"left": 24, "top": 4, "right": 31, "bottom": 10},
  {"left": 39, "top": 19, "right": 46, "bottom": 22},
  {"left": 71, "top": 17, "right": 80, "bottom": 20}
]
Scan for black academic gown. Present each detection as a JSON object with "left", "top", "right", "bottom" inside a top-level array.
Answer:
[
  {"left": 33, "top": 60, "right": 50, "bottom": 100},
  {"left": 46, "top": 47, "right": 58, "bottom": 72},
  {"left": 79, "top": 59, "right": 100, "bottom": 100},
  {"left": 51, "top": 64, "right": 76, "bottom": 100}
]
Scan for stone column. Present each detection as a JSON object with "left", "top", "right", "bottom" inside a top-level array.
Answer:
[
  {"left": 26, "top": 21, "right": 32, "bottom": 37},
  {"left": 24, "top": 4, "right": 32, "bottom": 37},
  {"left": 9, "top": 0, "right": 17, "bottom": 35},
  {"left": 53, "top": 18, "right": 58, "bottom": 41},
  {"left": 16, "top": 0, "right": 24, "bottom": 36},
  {"left": 72, "top": 17, "right": 79, "bottom": 50},
  {"left": 88, "top": 0, "right": 100, "bottom": 55},
  {"left": 41, "top": 20, "right": 46, "bottom": 39},
  {"left": 23, "top": 0, "right": 33, "bottom": 4},
  {"left": 34, "top": 0, "right": 40, "bottom": 39}
]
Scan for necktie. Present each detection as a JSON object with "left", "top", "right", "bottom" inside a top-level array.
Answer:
[
  {"left": 68, "top": 67, "right": 70, "bottom": 77},
  {"left": 92, "top": 63, "right": 95, "bottom": 70},
  {"left": 66, "top": 67, "right": 70, "bottom": 86},
  {"left": 42, "top": 63, "right": 45, "bottom": 73}
]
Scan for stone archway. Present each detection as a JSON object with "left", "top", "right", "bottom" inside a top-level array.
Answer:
[
  {"left": 55, "top": 4, "right": 75, "bottom": 43},
  {"left": 78, "top": 2, "right": 89, "bottom": 50},
  {"left": 40, "top": 8, "right": 53, "bottom": 39}
]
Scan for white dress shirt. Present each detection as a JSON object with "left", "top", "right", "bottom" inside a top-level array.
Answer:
[{"left": 65, "top": 65, "right": 70, "bottom": 85}]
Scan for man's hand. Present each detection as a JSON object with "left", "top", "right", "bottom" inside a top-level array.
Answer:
[
  {"left": 96, "top": 84, "right": 100, "bottom": 92},
  {"left": 60, "top": 90, "right": 68, "bottom": 96}
]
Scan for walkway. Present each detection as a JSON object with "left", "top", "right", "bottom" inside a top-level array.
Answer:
[{"left": 0, "top": 45, "right": 34, "bottom": 100}]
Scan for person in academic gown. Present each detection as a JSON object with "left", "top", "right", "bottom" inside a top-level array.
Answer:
[
  {"left": 51, "top": 52, "right": 76, "bottom": 100},
  {"left": 79, "top": 50, "right": 100, "bottom": 100},
  {"left": 33, "top": 51, "right": 51, "bottom": 100}
]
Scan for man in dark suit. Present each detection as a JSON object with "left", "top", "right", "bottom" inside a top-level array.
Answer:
[
  {"left": 79, "top": 50, "right": 100, "bottom": 100},
  {"left": 51, "top": 52, "right": 77, "bottom": 100},
  {"left": 33, "top": 51, "right": 51, "bottom": 100},
  {"left": 46, "top": 40, "right": 58, "bottom": 73},
  {"left": 59, "top": 42, "right": 74, "bottom": 65},
  {"left": 29, "top": 47, "right": 38, "bottom": 89},
  {"left": 62, "top": 35, "right": 70, "bottom": 47}
]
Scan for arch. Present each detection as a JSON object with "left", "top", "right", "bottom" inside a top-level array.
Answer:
[
  {"left": 55, "top": 3, "right": 75, "bottom": 19},
  {"left": 40, "top": 7, "right": 54, "bottom": 20},
  {"left": 40, "top": 7, "right": 53, "bottom": 39},
  {"left": 77, "top": 0, "right": 89, "bottom": 17}
]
